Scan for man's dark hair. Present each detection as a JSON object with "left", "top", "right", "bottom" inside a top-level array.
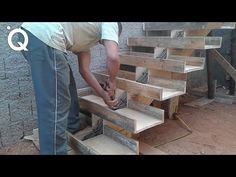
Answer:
[{"left": 118, "top": 22, "right": 122, "bottom": 36}]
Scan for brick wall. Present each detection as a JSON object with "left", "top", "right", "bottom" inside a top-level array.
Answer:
[{"left": 0, "top": 22, "right": 144, "bottom": 147}]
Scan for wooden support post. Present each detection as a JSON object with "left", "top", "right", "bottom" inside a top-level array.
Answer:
[
  {"left": 230, "top": 29, "right": 236, "bottom": 95},
  {"left": 206, "top": 32, "right": 216, "bottom": 99},
  {"left": 162, "top": 96, "right": 179, "bottom": 119}
]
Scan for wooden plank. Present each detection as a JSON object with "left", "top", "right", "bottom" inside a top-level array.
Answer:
[
  {"left": 115, "top": 107, "right": 163, "bottom": 133},
  {"left": 73, "top": 126, "right": 94, "bottom": 140},
  {"left": 117, "top": 70, "right": 136, "bottom": 80},
  {"left": 103, "top": 125, "right": 139, "bottom": 154},
  {"left": 128, "top": 37, "right": 222, "bottom": 49},
  {"left": 103, "top": 120, "right": 141, "bottom": 140},
  {"left": 93, "top": 72, "right": 163, "bottom": 100},
  {"left": 119, "top": 51, "right": 186, "bottom": 73},
  {"left": 184, "top": 29, "right": 211, "bottom": 36},
  {"left": 81, "top": 94, "right": 163, "bottom": 133},
  {"left": 120, "top": 51, "right": 154, "bottom": 58},
  {"left": 209, "top": 49, "right": 236, "bottom": 81},
  {"left": 148, "top": 76, "right": 186, "bottom": 92},
  {"left": 149, "top": 69, "right": 187, "bottom": 81},
  {"left": 80, "top": 95, "right": 136, "bottom": 132},
  {"left": 167, "top": 49, "right": 195, "bottom": 57},
  {"left": 82, "top": 134, "right": 136, "bottom": 155},
  {"left": 128, "top": 99, "right": 164, "bottom": 122},
  {"left": 128, "top": 94, "right": 153, "bottom": 105},
  {"left": 67, "top": 132, "right": 99, "bottom": 155},
  {"left": 139, "top": 141, "right": 167, "bottom": 155},
  {"left": 144, "top": 22, "right": 235, "bottom": 31},
  {"left": 162, "top": 96, "right": 179, "bottom": 119},
  {"left": 162, "top": 89, "right": 184, "bottom": 100},
  {"left": 168, "top": 55, "right": 205, "bottom": 67}
]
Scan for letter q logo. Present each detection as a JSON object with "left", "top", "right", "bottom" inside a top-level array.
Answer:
[{"left": 7, "top": 26, "right": 28, "bottom": 51}]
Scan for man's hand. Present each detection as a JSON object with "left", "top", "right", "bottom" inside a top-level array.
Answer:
[
  {"left": 103, "top": 79, "right": 116, "bottom": 100},
  {"left": 101, "top": 90, "right": 118, "bottom": 110}
]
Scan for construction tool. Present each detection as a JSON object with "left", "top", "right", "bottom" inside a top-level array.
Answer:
[{"left": 100, "top": 80, "right": 127, "bottom": 110}]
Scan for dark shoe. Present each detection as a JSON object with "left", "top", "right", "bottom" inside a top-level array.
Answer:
[{"left": 67, "top": 113, "right": 90, "bottom": 134}]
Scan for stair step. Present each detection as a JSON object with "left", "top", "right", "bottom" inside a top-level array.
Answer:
[
  {"left": 83, "top": 135, "right": 136, "bottom": 154},
  {"left": 143, "top": 22, "right": 235, "bottom": 31},
  {"left": 127, "top": 37, "right": 222, "bottom": 49},
  {"left": 119, "top": 51, "right": 204, "bottom": 73},
  {"left": 162, "top": 88, "right": 184, "bottom": 100},
  {"left": 93, "top": 71, "right": 185, "bottom": 101},
  {"left": 68, "top": 125, "right": 139, "bottom": 155},
  {"left": 80, "top": 94, "right": 164, "bottom": 133},
  {"left": 185, "top": 65, "right": 203, "bottom": 72}
]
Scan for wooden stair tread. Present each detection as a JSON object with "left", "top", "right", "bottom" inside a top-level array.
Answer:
[
  {"left": 93, "top": 72, "right": 185, "bottom": 101},
  {"left": 81, "top": 95, "right": 163, "bottom": 133},
  {"left": 68, "top": 125, "right": 139, "bottom": 155},
  {"left": 83, "top": 134, "right": 136, "bottom": 155},
  {"left": 82, "top": 94, "right": 107, "bottom": 106},
  {"left": 162, "top": 88, "right": 185, "bottom": 100},
  {"left": 127, "top": 36, "right": 222, "bottom": 49},
  {"left": 119, "top": 51, "right": 204, "bottom": 73},
  {"left": 185, "top": 65, "right": 203, "bottom": 72},
  {"left": 115, "top": 107, "right": 163, "bottom": 133},
  {"left": 143, "top": 22, "right": 235, "bottom": 31}
]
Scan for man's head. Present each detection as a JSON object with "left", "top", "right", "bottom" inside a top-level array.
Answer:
[{"left": 117, "top": 22, "right": 122, "bottom": 36}]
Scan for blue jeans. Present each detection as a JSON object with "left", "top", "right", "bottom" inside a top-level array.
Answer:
[{"left": 20, "top": 29, "right": 81, "bottom": 155}]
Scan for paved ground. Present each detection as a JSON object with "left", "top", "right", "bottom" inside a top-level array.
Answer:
[{"left": 0, "top": 95, "right": 236, "bottom": 155}]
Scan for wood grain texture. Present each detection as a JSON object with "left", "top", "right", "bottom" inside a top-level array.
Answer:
[
  {"left": 103, "top": 125, "right": 139, "bottom": 154},
  {"left": 93, "top": 71, "right": 163, "bottom": 100},
  {"left": 144, "top": 22, "right": 235, "bottom": 31},
  {"left": 128, "top": 37, "right": 222, "bottom": 49}
]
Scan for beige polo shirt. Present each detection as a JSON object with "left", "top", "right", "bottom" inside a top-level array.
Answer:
[{"left": 21, "top": 22, "right": 119, "bottom": 54}]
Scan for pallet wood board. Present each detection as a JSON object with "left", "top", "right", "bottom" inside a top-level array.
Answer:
[
  {"left": 143, "top": 22, "right": 235, "bottom": 31},
  {"left": 148, "top": 69, "right": 187, "bottom": 81},
  {"left": 82, "top": 135, "right": 136, "bottom": 155},
  {"left": 148, "top": 76, "right": 186, "bottom": 92},
  {"left": 80, "top": 94, "right": 163, "bottom": 133},
  {"left": 67, "top": 126, "right": 138, "bottom": 155},
  {"left": 103, "top": 125, "right": 139, "bottom": 153},
  {"left": 93, "top": 71, "right": 163, "bottom": 100},
  {"left": 169, "top": 54, "right": 205, "bottom": 67},
  {"left": 119, "top": 51, "right": 186, "bottom": 73},
  {"left": 209, "top": 49, "right": 236, "bottom": 81},
  {"left": 127, "top": 37, "right": 222, "bottom": 49}
]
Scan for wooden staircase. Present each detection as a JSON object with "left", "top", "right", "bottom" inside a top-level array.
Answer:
[{"left": 68, "top": 22, "right": 235, "bottom": 155}]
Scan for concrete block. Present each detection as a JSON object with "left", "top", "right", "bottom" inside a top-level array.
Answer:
[
  {"left": 9, "top": 99, "right": 32, "bottom": 122},
  {"left": 0, "top": 121, "right": 24, "bottom": 147}
]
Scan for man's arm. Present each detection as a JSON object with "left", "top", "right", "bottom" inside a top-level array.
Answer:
[
  {"left": 103, "top": 40, "right": 120, "bottom": 98},
  {"left": 78, "top": 51, "right": 118, "bottom": 109}
]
